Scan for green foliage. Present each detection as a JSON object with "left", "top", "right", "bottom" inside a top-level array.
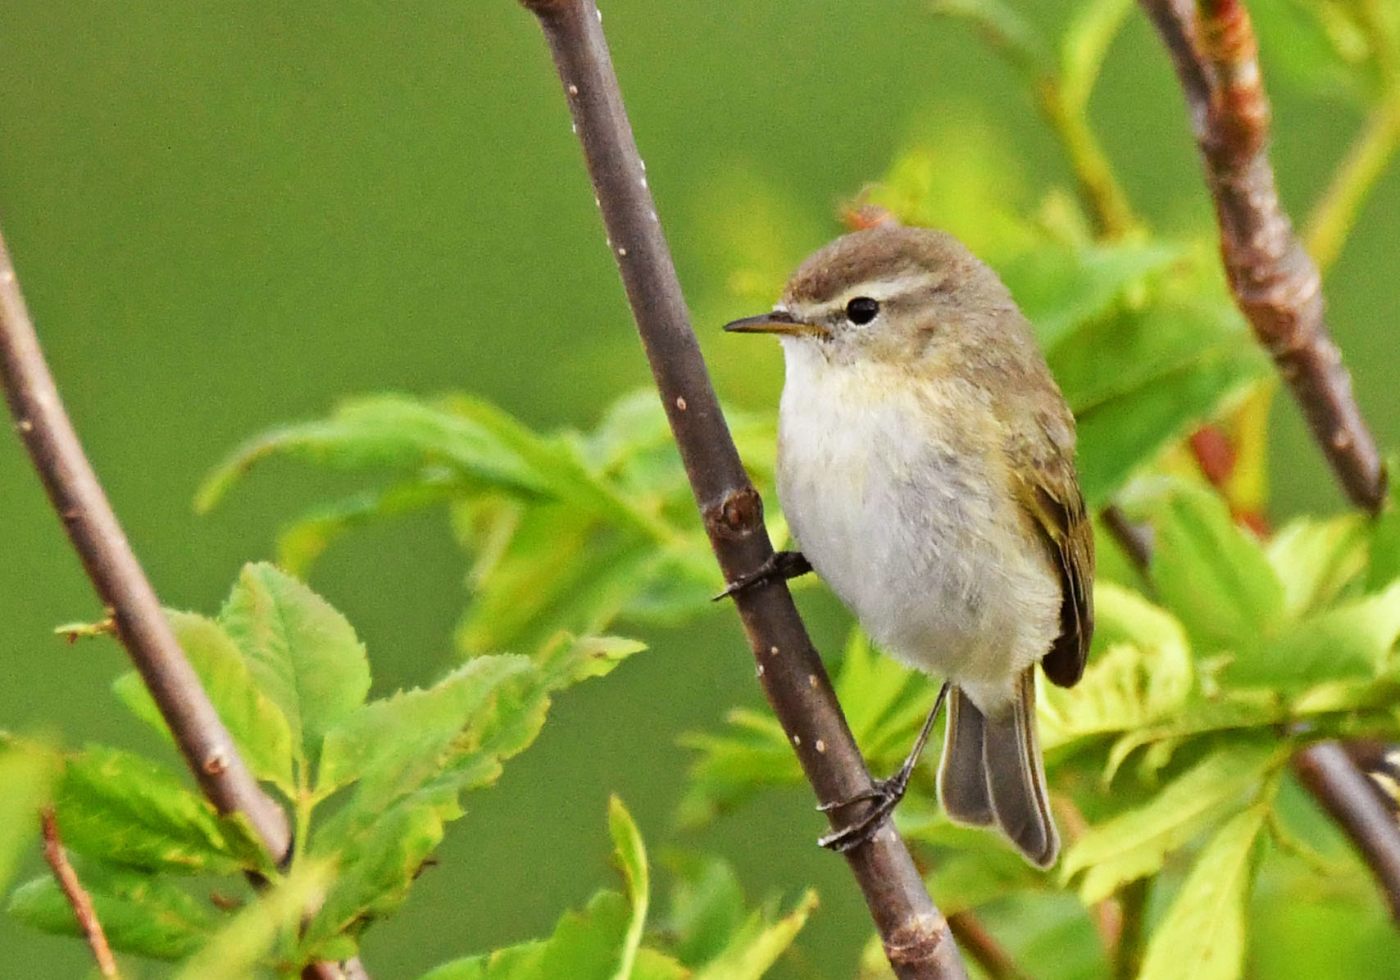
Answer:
[
  {"left": 9, "top": 859, "right": 218, "bottom": 960},
  {"left": 0, "top": 740, "right": 56, "bottom": 894},
  {"left": 419, "top": 798, "right": 815, "bottom": 980},
  {"left": 681, "top": 474, "right": 1400, "bottom": 979},
  {"left": 198, "top": 391, "right": 774, "bottom": 658},
  {"left": 1137, "top": 805, "right": 1268, "bottom": 980},
  {"left": 9, "top": 0, "right": 1396, "bottom": 976},
  {"left": 7, "top": 564, "right": 644, "bottom": 973}
]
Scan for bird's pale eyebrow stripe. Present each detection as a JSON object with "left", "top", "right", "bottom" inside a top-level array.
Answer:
[{"left": 834, "top": 272, "right": 943, "bottom": 306}]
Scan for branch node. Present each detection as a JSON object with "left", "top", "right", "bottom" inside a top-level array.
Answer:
[{"left": 702, "top": 485, "right": 763, "bottom": 539}]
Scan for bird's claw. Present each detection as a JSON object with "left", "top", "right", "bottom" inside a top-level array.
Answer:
[
  {"left": 816, "top": 775, "right": 911, "bottom": 853},
  {"left": 713, "top": 550, "right": 812, "bottom": 601}
]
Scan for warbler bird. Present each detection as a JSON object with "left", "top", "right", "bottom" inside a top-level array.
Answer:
[{"left": 724, "top": 222, "right": 1093, "bottom": 866}]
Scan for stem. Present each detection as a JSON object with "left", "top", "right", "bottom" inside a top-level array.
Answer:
[
  {"left": 41, "top": 808, "right": 119, "bottom": 979},
  {"left": 1293, "top": 742, "right": 1400, "bottom": 923},
  {"left": 1111, "top": 877, "right": 1149, "bottom": 980},
  {"left": 0, "top": 230, "right": 363, "bottom": 980},
  {"left": 1140, "top": 0, "right": 1399, "bottom": 926},
  {"left": 946, "top": 911, "right": 1032, "bottom": 980},
  {"left": 515, "top": 2, "right": 966, "bottom": 976},
  {"left": 1304, "top": 100, "right": 1400, "bottom": 275},
  {"left": 1139, "top": 0, "right": 1386, "bottom": 512},
  {"left": 0, "top": 231, "right": 288, "bottom": 849},
  {"left": 1038, "top": 78, "right": 1141, "bottom": 239}
]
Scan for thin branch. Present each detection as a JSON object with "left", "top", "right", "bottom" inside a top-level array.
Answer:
[
  {"left": 515, "top": 2, "right": 966, "bottom": 976},
  {"left": 1293, "top": 742, "right": 1400, "bottom": 922},
  {"left": 1139, "top": 0, "right": 1387, "bottom": 512},
  {"left": 947, "top": 911, "right": 1032, "bottom": 980},
  {"left": 0, "top": 230, "right": 361, "bottom": 980},
  {"left": 0, "top": 230, "right": 288, "bottom": 851},
  {"left": 1140, "top": 0, "right": 1400, "bottom": 929},
  {"left": 41, "top": 808, "right": 119, "bottom": 979}
]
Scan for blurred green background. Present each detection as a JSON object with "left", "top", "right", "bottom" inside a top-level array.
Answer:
[{"left": 1, "top": 1, "right": 1397, "bottom": 976}]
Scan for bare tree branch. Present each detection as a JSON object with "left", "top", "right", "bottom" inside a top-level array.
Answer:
[
  {"left": 515, "top": 2, "right": 966, "bottom": 976},
  {"left": 1139, "top": 0, "right": 1387, "bottom": 512},
  {"left": 1293, "top": 742, "right": 1400, "bottom": 922},
  {"left": 0, "top": 228, "right": 362, "bottom": 980},
  {"left": 41, "top": 808, "right": 119, "bottom": 979},
  {"left": 1139, "top": 0, "right": 1400, "bottom": 928}
]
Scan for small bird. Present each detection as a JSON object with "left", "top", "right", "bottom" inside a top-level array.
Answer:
[{"left": 723, "top": 222, "right": 1093, "bottom": 867}]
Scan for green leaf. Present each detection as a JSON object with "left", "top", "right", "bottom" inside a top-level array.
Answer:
[
  {"left": 219, "top": 563, "right": 370, "bottom": 761},
  {"left": 174, "top": 861, "right": 331, "bottom": 980},
  {"left": 275, "top": 477, "right": 462, "bottom": 574},
  {"left": 677, "top": 710, "right": 801, "bottom": 828},
  {"left": 453, "top": 502, "right": 659, "bottom": 656},
  {"left": 535, "top": 634, "right": 647, "bottom": 692},
  {"left": 8, "top": 861, "right": 217, "bottom": 960},
  {"left": 1003, "top": 241, "right": 1179, "bottom": 351},
  {"left": 1369, "top": 489, "right": 1400, "bottom": 591},
  {"left": 1225, "top": 581, "right": 1400, "bottom": 688},
  {"left": 301, "top": 801, "right": 444, "bottom": 956},
  {"left": 316, "top": 654, "right": 537, "bottom": 805},
  {"left": 835, "top": 629, "right": 932, "bottom": 765},
  {"left": 113, "top": 610, "right": 295, "bottom": 793},
  {"left": 1040, "top": 584, "right": 1193, "bottom": 748},
  {"left": 661, "top": 853, "right": 748, "bottom": 966},
  {"left": 55, "top": 745, "right": 248, "bottom": 875},
  {"left": 1145, "top": 482, "right": 1286, "bottom": 654},
  {"left": 1063, "top": 740, "right": 1281, "bottom": 902},
  {"left": 196, "top": 394, "right": 548, "bottom": 513},
  {"left": 422, "top": 891, "right": 634, "bottom": 980},
  {"left": 1137, "top": 805, "right": 1268, "bottom": 980},
  {"left": 692, "top": 890, "right": 818, "bottom": 980},
  {"left": 608, "top": 797, "right": 649, "bottom": 980},
  {"left": 865, "top": 130, "right": 1040, "bottom": 261},
  {"left": 0, "top": 741, "right": 56, "bottom": 893},
  {"left": 1267, "top": 513, "right": 1369, "bottom": 617},
  {"left": 1105, "top": 694, "right": 1285, "bottom": 781}
]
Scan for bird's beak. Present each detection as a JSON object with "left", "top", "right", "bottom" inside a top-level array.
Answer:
[{"left": 723, "top": 310, "right": 829, "bottom": 339}]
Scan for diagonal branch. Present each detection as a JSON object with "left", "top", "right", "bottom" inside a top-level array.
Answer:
[
  {"left": 1293, "top": 742, "right": 1400, "bottom": 921},
  {"left": 0, "top": 229, "right": 360, "bottom": 980},
  {"left": 515, "top": 2, "right": 966, "bottom": 976},
  {"left": 1139, "top": 0, "right": 1400, "bottom": 927},
  {"left": 1139, "top": 0, "right": 1386, "bottom": 513},
  {"left": 41, "top": 808, "right": 119, "bottom": 979}
]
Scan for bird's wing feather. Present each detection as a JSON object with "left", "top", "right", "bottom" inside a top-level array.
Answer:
[{"left": 1014, "top": 421, "right": 1094, "bottom": 688}]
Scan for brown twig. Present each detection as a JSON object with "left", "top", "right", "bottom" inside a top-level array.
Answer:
[
  {"left": 1140, "top": 0, "right": 1400, "bottom": 931},
  {"left": 41, "top": 808, "right": 119, "bottom": 978},
  {"left": 1293, "top": 742, "right": 1400, "bottom": 922},
  {"left": 947, "top": 911, "right": 1031, "bottom": 980},
  {"left": 0, "top": 230, "right": 359, "bottom": 980},
  {"left": 515, "top": 2, "right": 965, "bottom": 976},
  {"left": 0, "top": 230, "right": 288, "bottom": 852},
  {"left": 1139, "top": 0, "right": 1386, "bottom": 512}
]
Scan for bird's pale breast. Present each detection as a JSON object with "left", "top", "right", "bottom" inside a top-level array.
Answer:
[{"left": 775, "top": 339, "right": 1061, "bottom": 712}]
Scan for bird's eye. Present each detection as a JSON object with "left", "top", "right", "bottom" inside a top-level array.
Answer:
[{"left": 845, "top": 296, "right": 879, "bottom": 325}]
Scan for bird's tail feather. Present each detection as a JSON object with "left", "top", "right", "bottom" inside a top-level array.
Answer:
[{"left": 937, "top": 670, "right": 1059, "bottom": 868}]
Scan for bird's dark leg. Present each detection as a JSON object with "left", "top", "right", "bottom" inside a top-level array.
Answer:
[
  {"left": 817, "top": 681, "right": 950, "bottom": 853},
  {"left": 713, "top": 550, "right": 812, "bottom": 601}
]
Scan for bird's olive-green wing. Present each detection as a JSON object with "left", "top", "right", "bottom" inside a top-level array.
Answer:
[{"left": 1015, "top": 459, "right": 1094, "bottom": 688}]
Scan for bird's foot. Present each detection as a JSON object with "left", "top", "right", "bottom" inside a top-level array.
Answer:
[
  {"left": 815, "top": 770, "right": 913, "bottom": 853},
  {"left": 713, "top": 550, "right": 812, "bottom": 601}
]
